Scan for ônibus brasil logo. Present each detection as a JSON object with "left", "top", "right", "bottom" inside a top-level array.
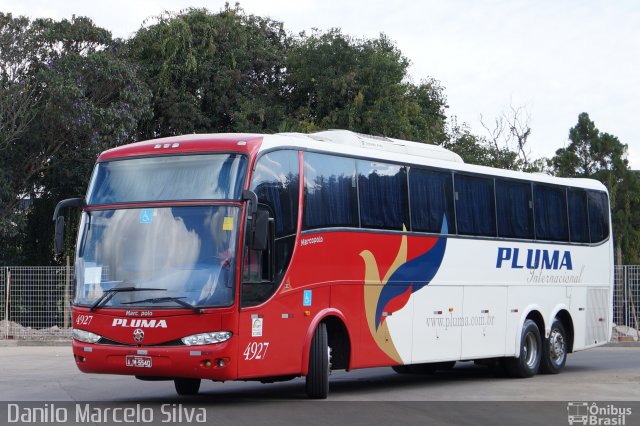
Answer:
[{"left": 567, "top": 402, "right": 632, "bottom": 425}]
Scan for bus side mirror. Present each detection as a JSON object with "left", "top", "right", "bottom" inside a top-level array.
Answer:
[
  {"left": 54, "top": 216, "right": 65, "bottom": 256},
  {"left": 52, "top": 197, "right": 84, "bottom": 256},
  {"left": 243, "top": 190, "right": 268, "bottom": 251},
  {"left": 251, "top": 210, "right": 269, "bottom": 251}
]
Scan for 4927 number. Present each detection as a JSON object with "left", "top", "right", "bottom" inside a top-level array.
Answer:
[{"left": 243, "top": 342, "right": 269, "bottom": 360}]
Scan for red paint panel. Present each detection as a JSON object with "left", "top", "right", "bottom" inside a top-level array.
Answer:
[{"left": 98, "top": 135, "right": 263, "bottom": 161}]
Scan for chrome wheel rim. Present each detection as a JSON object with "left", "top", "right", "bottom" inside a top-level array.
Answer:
[{"left": 549, "top": 328, "right": 566, "bottom": 366}]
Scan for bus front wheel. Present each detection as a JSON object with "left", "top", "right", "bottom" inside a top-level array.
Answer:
[
  {"left": 306, "top": 323, "right": 330, "bottom": 399},
  {"left": 174, "top": 378, "right": 201, "bottom": 396},
  {"left": 506, "top": 319, "right": 541, "bottom": 378}
]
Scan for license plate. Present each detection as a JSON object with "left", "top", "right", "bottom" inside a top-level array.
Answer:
[{"left": 125, "top": 355, "right": 152, "bottom": 368}]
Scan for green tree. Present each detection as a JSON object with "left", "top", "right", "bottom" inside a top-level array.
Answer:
[
  {"left": 0, "top": 14, "right": 151, "bottom": 265},
  {"left": 0, "top": 13, "right": 42, "bottom": 251},
  {"left": 285, "top": 29, "right": 448, "bottom": 144},
  {"left": 551, "top": 112, "right": 640, "bottom": 264},
  {"left": 444, "top": 118, "right": 533, "bottom": 170},
  {"left": 128, "top": 5, "right": 289, "bottom": 137}
]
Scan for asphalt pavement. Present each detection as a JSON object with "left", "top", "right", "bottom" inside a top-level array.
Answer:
[{"left": 1, "top": 345, "right": 638, "bottom": 426}]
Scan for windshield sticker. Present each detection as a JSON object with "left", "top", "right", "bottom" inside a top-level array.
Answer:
[
  {"left": 303, "top": 290, "right": 312, "bottom": 306},
  {"left": 252, "top": 317, "right": 263, "bottom": 337},
  {"left": 223, "top": 216, "right": 234, "bottom": 231},
  {"left": 139, "top": 209, "right": 153, "bottom": 224},
  {"left": 84, "top": 266, "right": 102, "bottom": 285}
]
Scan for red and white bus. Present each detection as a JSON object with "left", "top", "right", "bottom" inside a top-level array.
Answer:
[{"left": 54, "top": 130, "right": 613, "bottom": 398}]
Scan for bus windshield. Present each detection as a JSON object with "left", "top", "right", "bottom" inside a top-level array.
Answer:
[
  {"left": 87, "top": 154, "right": 247, "bottom": 205},
  {"left": 75, "top": 206, "right": 240, "bottom": 309}
]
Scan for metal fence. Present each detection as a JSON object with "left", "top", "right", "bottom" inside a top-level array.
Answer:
[
  {"left": 0, "top": 266, "right": 74, "bottom": 340},
  {"left": 613, "top": 265, "right": 640, "bottom": 342},
  {"left": 0, "top": 265, "right": 638, "bottom": 341}
]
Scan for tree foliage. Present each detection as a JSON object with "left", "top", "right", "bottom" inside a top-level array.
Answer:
[
  {"left": 0, "top": 7, "right": 638, "bottom": 266},
  {"left": 0, "top": 13, "right": 151, "bottom": 264},
  {"left": 551, "top": 113, "right": 640, "bottom": 264},
  {"left": 128, "top": 5, "right": 288, "bottom": 137},
  {"left": 285, "top": 29, "right": 448, "bottom": 144}
]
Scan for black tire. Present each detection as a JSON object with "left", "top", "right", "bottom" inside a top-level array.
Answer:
[
  {"left": 306, "top": 323, "right": 329, "bottom": 399},
  {"left": 391, "top": 365, "right": 413, "bottom": 374},
  {"left": 434, "top": 361, "right": 456, "bottom": 371},
  {"left": 392, "top": 361, "right": 455, "bottom": 375},
  {"left": 174, "top": 378, "right": 201, "bottom": 396},
  {"left": 505, "top": 319, "right": 542, "bottom": 378},
  {"left": 540, "top": 319, "right": 568, "bottom": 374},
  {"left": 406, "top": 363, "right": 437, "bottom": 374}
]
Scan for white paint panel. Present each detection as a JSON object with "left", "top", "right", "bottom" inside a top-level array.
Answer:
[
  {"left": 385, "top": 296, "right": 414, "bottom": 364},
  {"left": 585, "top": 288, "right": 610, "bottom": 347},
  {"left": 411, "top": 286, "right": 463, "bottom": 363},
  {"left": 461, "top": 286, "right": 507, "bottom": 359},
  {"left": 570, "top": 287, "right": 587, "bottom": 351}
]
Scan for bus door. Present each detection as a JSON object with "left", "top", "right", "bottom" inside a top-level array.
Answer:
[
  {"left": 237, "top": 150, "right": 302, "bottom": 379},
  {"left": 236, "top": 207, "right": 302, "bottom": 379}
]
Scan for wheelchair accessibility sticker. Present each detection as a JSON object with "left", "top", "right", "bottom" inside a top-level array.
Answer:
[
  {"left": 139, "top": 209, "right": 153, "bottom": 224},
  {"left": 303, "top": 290, "right": 312, "bottom": 307}
]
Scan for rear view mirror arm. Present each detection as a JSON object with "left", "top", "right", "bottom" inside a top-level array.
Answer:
[{"left": 52, "top": 198, "right": 85, "bottom": 222}]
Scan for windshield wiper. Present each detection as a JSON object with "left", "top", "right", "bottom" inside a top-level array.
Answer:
[
  {"left": 121, "top": 297, "right": 202, "bottom": 314},
  {"left": 90, "top": 287, "right": 166, "bottom": 312}
]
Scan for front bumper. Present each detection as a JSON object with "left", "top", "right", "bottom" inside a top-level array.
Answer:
[{"left": 72, "top": 339, "right": 236, "bottom": 381}]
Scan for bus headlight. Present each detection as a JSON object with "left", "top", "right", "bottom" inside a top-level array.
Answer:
[
  {"left": 181, "top": 331, "right": 232, "bottom": 346},
  {"left": 73, "top": 329, "right": 102, "bottom": 343}
]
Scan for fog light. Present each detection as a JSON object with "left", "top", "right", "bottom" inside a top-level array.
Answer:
[
  {"left": 202, "top": 360, "right": 212, "bottom": 368},
  {"left": 217, "top": 359, "right": 225, "bottom": 367}
]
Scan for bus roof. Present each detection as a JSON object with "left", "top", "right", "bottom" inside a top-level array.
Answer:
[
  {"left": 98, "top": 131, "right": 607, "bottom": 193},
  {"left": 261, "top": 131, "right": 608, "bottom": 193},
  {"left": 98, "top": 133, "right": 264, "bottom": 161}
]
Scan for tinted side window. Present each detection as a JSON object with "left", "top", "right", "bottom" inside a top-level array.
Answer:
[
  {"left": 568, "top": 189, "right": 590, "bottom": 243},
  {"left": 244, "top": 150, "right": 300, "bottom": 307},
  {"left": 495, "top": 180, "right": 533, "bottom": 239},
  {"left": 454, "top": 174, "right": 496, "bottom": 236},
  {"left": 588, "top": 191, "right": 609, "bottom": 243},
  {"left": 409, "top": 168, "right": 455, "bottom": 234},
  {"left": 357, "top": 161, "right": 409, "bottom": 230},
  {"left": 250, "top": 150, "right": 299, "bottom": 238},
  {"left": 534, "top": 185, "right": 568, "bottom": 241},
  {"left": 303, "top": 153, "right": 358, "bottom": 229}
]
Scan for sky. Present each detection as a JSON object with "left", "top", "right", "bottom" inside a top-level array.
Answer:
[{"left": 2, "top": 0, "right": 638, "bottom": 168}]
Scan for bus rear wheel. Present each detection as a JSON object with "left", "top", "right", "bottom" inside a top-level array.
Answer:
[
  {"left": 174, "top": 378, "right": 201, "bottom": 396},
  {"left": 540, "top": 319, "right": 567, "bottom": 374},
  {"left": 306, "top": 323, "right": 330, "bottom": 399},
  {"left": 506, "top": 319, "right": 541, "bottom": 378}
]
